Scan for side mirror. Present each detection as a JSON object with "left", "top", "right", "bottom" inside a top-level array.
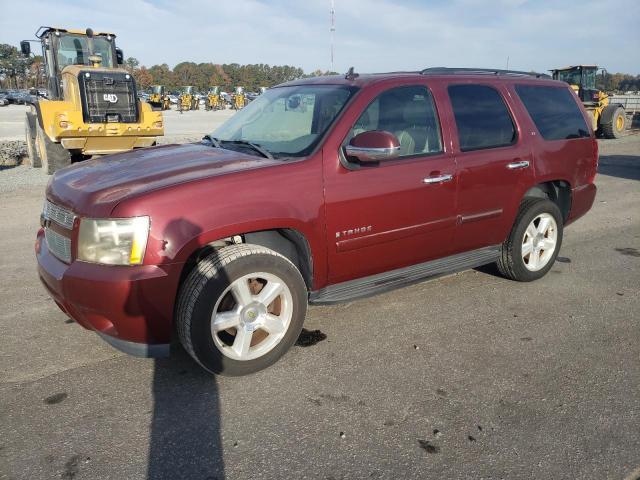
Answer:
[
  {"left": 344, "top": 130, "right": 400, "bottom": 163},
  {"left": 116, "top": 48, "right": 124, "bottom": 64},
  {"left": 20, "top": 41, "right": 31, "bottom": 56}
]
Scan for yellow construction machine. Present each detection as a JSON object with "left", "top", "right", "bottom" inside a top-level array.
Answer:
[
  {"left": 177, "top": 86, "right": 198, "bottom": 112},
  {"left": 231, "top": 86, "right": 246, "bottom": 110},
  {"left": 551, "top": 65, "right": 627, "bottom": 138},
  {"left": 148, "top": 85, "right": 171, "bottom": 111},
  {"left": 20, "top": 26, "right": 163, "bottom": 174},
  {"left": 205, "top": 86, "right": 224, "bottom": 111}
]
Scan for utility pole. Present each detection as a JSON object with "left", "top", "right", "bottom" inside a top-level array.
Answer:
[
  {"left": 330, "top": 0, "right": 335, "bottom": 73},
  {"left": 506, "top": 56, "right": 510, "bottom": 70}
]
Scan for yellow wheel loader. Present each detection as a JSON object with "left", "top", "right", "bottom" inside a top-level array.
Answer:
[
  {"left": 205, "top": 86, "right": 223, "bottom": 111},
  {"left": 551, "top": 65, "right": 627, "bottom": 139},
  {"left": 149, "top": 85, "right": 171, "bottom": 111},
  {"left": 231, "top": 86, "right": 246, "bottom": 110},
  {"left": 20, "top": 26, "right": 164, "bottom": 174},
  {"left": 177, "top": 86, "right": 198, "bottom": 112}
]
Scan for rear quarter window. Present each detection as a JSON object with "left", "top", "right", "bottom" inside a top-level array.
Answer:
[{"left": 515, "top": 85, "right": 590, "bottom": 140}]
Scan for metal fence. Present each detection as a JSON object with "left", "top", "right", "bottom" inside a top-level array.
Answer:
[{"left": 609, "top": 95, "right": 640, "bottom": 114}]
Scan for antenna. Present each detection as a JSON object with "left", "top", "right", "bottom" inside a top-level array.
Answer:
[{"left": 330, "top": 0, "right": 335, "bottom": 72}]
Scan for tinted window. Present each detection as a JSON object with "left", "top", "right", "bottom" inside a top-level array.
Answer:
[
  {"left": 448, "top": 85, "right": 516, "bottom": 151},
  {"left": 347, "top": 85, "right": 443, "bottom": 157},
  {"left": 516, "top": 85, "right": 590, "bottom": 140}
]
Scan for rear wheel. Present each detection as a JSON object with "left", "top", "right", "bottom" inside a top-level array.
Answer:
[
  {"left": 25, "top": 114, "right": 41, "bottom": 168},
  {"left": 497, "top": 198, "right": 563, "bottom": 282},
  {"left": 177, "top": 244, "right": 307, "bottom": 376},
  {"left": 600, "top": 105, "right": 626, "bottom": 139},
  {"left": 35, "top": 122, "right": 71, "bottom": 175}
]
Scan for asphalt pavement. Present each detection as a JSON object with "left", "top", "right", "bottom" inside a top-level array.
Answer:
[{"left": 0, "top": 136, "right": 638, "bottom": 480}]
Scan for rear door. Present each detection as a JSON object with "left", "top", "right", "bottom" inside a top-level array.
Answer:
[
  {"left": 445, "top": 83, "right": 535, "bottom": 253},
  {"left": 322, "top": 81, "right": 458, "bottom": 284}
]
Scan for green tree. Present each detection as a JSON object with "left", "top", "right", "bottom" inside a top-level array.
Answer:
[
  {"left": 124, "top": 57, "right": 139, "bottom": 74},
  {"left": 0, "top": 43, "right": 31, "bottom": 88}
]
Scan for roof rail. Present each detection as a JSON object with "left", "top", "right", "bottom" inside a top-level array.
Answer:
[{"left": 421, "top": 67, "right": 550, "bottom": 79}]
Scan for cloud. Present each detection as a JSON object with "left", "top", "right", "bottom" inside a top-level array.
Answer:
[{"left": 0, "top": 0, "right": 638, "bottom": 74}]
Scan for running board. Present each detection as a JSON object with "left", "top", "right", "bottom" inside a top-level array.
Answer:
[{"left": 309, "top": 245, "right": 501, "bottom": 305}]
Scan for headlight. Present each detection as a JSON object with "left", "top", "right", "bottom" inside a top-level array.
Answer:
[{"left": 77, "top": 216, "right": 150, "bottom": 265}]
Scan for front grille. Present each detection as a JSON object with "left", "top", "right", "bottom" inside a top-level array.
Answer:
[
  {"left": 79, "top": 71, "right": 138, "bottom": 123},
  {"left": 45, "top": 228, "right": 72, "bottom": 263},
  {"left": 44, "top": 200, "right": 75, "bottom": 229}
]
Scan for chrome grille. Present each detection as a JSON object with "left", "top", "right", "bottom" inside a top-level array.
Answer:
[
  {"left": 44, "top": 200, "right": 75, "bottom": 229},
  {"left": 45, "top": 228, "right": 72, "bottom": 263}
]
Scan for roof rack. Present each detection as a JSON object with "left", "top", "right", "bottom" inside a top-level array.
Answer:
[{"left": 421, "top": 67, "right": 550, "bottom": 79}]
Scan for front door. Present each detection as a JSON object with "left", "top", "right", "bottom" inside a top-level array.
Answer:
[{"left": 323, "top": 83, "right": 458, "bottom": 284}]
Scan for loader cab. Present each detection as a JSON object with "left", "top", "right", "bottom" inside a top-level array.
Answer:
[
  {"left": 151, "top": 85, "right": 165, "bottom": 95},
  {"left": 181, "top": 86, "right": 195, "bottom": 95},
  {"left": 33, "top": 27, "right": 120, "bottom": 100},
  {"left": 551, "top": 65, "right": 600, "bottom": 104}
]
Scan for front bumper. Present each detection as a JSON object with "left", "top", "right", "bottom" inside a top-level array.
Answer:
[{"left": 36, "top": 228, "right": 182, "bottom": 358}]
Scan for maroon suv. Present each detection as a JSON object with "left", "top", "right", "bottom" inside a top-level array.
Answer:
[{"left": 36, "top": 68, "right": 597, "bottom": 375}]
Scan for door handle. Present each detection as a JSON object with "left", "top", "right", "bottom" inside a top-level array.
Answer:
[
  {"left": 423, "top": 174, "right": 453, "bottom": 184},
  {"left": 506, "top": 160, "right": 530, "bottom": 170}
]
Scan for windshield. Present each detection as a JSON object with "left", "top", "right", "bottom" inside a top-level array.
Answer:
[
  {"left": 182, "top": 86, "right": 194, "bottom": 94},
  {"left": 152, "top": 85, "right": 163, "bottom": 94},
  {"left": 212, "top": 85, "right": 356, "bottom": 157},
  {"left": 55, "top": 34, "right": 115, "bottom": 71},
  {"left": 556, "top": 69, "right": 582, "bottom": 86}
]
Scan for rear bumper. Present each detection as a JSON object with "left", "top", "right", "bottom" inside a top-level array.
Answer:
[
  {"left": 566, "top": 183, "right": 597, "bottom": 226},
  {"left": 36, "top": 228, "right": 182, "bottom": 358},
  {"left": 60, "top": 135, "right": 159, "bottom": 155}
]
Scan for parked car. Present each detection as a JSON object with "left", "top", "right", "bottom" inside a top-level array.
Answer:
[
  {"left": 36, "top": 67, "right": 598, "bottom": 376},
  {"left": 6, "top": 90, "right": 31, "bottom": 104},
  {"left": 0, "top": 95, "right": 9, "bottom": 106}
]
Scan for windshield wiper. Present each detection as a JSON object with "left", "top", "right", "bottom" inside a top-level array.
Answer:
[
  {"left": 221, "top": 140, "right": 273, "bottom": 160},
  {"left": 202, "top": 135, "right": 222, "bottom": 148}
]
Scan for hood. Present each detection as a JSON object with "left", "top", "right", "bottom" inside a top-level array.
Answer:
[{"left": 48, "top": 143, "right": 281, "bottom": 216}]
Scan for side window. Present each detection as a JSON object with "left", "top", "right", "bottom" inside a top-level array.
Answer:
[
  {"left": 515, "top": 85, "right": 590, "bottom": 140},
  {"left": 448, "top": 84, "right": 516, "bottom": 152},
  {"left": 346, "top": 85, "right": 443, "bottom": 157}
]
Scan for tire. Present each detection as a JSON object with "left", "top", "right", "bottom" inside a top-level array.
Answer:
[
  {"left": 35, "top": 122, "right": 71, "bottom": 175},
  {"left": 497, "top": 198, "right": 563, "bottom": 282},
  {"left": 600, "top": 105, "right": 626, "bottom": 139},
  {"left": 25, "top": 114, "right": 41, "bottom": 168},
  {"left": 177, "top": 244, "right": 308, "bottom": 376}
]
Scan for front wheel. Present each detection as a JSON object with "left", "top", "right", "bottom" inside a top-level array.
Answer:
[
  {"left": 177, "top": 244, "right": 308, "bottom": 376},
  {"left": 497, "top": 198, "right": 563, "bottom": 282}
]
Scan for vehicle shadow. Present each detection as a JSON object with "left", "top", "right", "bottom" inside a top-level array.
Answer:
[
  {"left": 148, "top": 350, "right": 225, "bottom": 480},
  {"left": 598, "top": 153, "right": 640, "bottom": 181},
  {"left": 121, "top": 217, "right": 226, "bottom": 479}
]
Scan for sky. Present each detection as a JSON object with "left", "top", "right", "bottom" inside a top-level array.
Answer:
[{"left": 1, "top": 0, "right": 639, "bottom": 75}]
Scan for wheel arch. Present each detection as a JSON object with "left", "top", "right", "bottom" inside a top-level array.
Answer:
[
  {"left": 177, "top": 228, "right": 315, "bottom": 293},
  {"left": 523, "top": 180, "right": 572, "bottom": 222}
]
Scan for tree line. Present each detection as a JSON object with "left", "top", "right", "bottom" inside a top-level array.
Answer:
[
  {"left": 124, "top": 58, "right": 324, "bottom": 92},
  {"left": 2, "top": 42, "right": 640, "bottom": 93}
]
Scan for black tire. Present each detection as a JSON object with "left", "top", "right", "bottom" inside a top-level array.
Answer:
[
  {"left": 177, "top": 244, "right": 308, "bottom": 376},
  {"left": 35, "top": 122, "right": 71, "bottom": 175},
  {"left": 600, "top": 105, "right": 626, "bottom": 139},
  {"left": 25, "top": 113, "right": 41, "bottom": 168},
  {"left": 497, "top": 198, "right": 563, "bottom": 282}
]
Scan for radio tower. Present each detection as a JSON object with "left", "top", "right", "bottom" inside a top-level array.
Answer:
[{"left": 330, "top": 0, "right": 335, "bottom": 72}]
